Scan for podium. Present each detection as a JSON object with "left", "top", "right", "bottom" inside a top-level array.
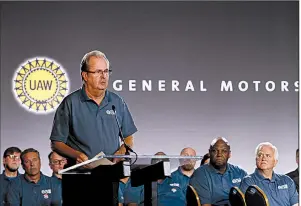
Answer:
[
  {"left": 61, "top": 160, "right": 130, "bottom": 206},
  {"left": 59, "top": 154, "right": 202, "bottom": 206}
]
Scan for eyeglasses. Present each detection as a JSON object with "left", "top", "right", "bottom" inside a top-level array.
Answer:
[
  {"left": 85, "top": 69, "right": 112, "bottom": 76},
  {"left": 50, "top": 159, "right": 67, "bottom": 165},
  {"left": 6, "top": 155, "right": 20, "bottom": 160}
]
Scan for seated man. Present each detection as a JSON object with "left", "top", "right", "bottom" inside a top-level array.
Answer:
[
  {"left": 118, "top": 177, "right": 130, "bottom": 206},
  {"left": 171, "top": 147, "right": 197, "bottom": 195},
  {"left": 48, "top": 151, "right": 67, "bottom": 180},
  {"left": 240, "top": 142, "right": 298, "bottom": 206},
  {"left": 0, "top": 147, "right": 22, "bottom": 206},
  {"left": 189, "top": 137, "right": 248, "bottom": 206},
  {"left": 124, "top": 152, "right": 186, "bottom": 206},
  {"left": 7, "top": 148, "right": 62, "bottom": 206},
  {"left": 286, "top": 148, "right": 299, "bottom": 193}
]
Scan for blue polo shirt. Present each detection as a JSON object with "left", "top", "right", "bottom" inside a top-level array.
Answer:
[
  {"left": 118, "top": 179, "right": 130, "bottom": 203},
  {"left": 0, "top": 170, "right": 20, "bottom": 206},
  {"left": 50, "top": 86, "right": 138, "bottom": 159},
  {"left": 124, "top": 177, "right": 186, "bottom": 206},
  {"left": 240, "top": 169, "right": 299, "bottom": 206},
  {"left": 189, "top": 163, "right": 247, "bottom": 205},
  {"left": 7, "top": 173, "right": 62, "bottom": 206},
  {"left": 171, "top": 167, "right": 193, "bottom": 195}
]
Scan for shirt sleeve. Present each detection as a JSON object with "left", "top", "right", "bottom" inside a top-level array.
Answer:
[
  {"left": 121, "top": 100, "right": 138, "bottom": 138},
  {"left": 50, "top": 98, "right": 70, "bottom": 143},
  {"left": 7, "top": 178, "right": 21, "bottom": 206},
  {"left": 286, "top": 176, "right": 299, "bottom": 205},
  {"left": 189, "top": 169, "right": 211, "bottom": 204},
  {"left": 239, "top": 176, "right": 255, "bottom": 194}
]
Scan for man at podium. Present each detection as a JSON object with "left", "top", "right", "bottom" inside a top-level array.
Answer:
[{"left": 49, "top": 50, "right": 138, "bottom": 168}]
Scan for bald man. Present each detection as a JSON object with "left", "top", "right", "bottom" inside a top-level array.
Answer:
[
  {"left": 171, "top": 147, "right": 197, "bottom": 195},
  {"left": 190, "top": 137, "right": 248, "bottom": 206}
]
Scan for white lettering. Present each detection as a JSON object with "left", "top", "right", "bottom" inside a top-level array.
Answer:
[
  {"left": 129, "top": 80, "right": 136, "bottom": 91},
  {"left": 158, "top": 80, "right": 165, "bottom": 91},
  {"left": 221, "top": 81, "right": 233, "bottom": 91},
  {"left": 142, "top": 80, "right": 152, "bottom": 91},
  {"left": 172, "top": 80, "right": 180, "bottom": 91},
  {"left": 113, "top": 80, "right": 122, "bottom": 91},
  {"left": 238, "top": 81, "right": 248, "bottom": 92},
  {"left": 266, "top": 81, "right": 275, "bottom": 92},
  {"left": 185, "top": 80, "right": 195, "bottom": 91}
]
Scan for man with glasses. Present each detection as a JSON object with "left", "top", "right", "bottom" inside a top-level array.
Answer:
[
  {"left": 240, "top": 142, "right": 299, "bottom": 206},
  {"left": 50, "top": 50, "right": 137, "bottom": 168},
  {"left": 0, "top": 147, "right": 21, "bottom": 206},
  {"left": 7, "top": 148, "right": 61, "bottom": 206},
  {"left": 48, "top": 151, "right": 67, "bottom": 180},
  {"left": 189, "top": 137, "right": 248, "bottom": 206}
]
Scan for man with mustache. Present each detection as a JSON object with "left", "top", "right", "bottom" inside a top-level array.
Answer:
[
  {"left": 0, "top": 147, "right": 21, "bottom": 206},
  {"left": 50, "top": 50, "right": 137, "bottom": 168},
  {"left": 7, "top": 148, "right": 61, "bottom": 206},
  {"left": 189, "top": 137, "right": 248, "bottom": 206},
  {"left": 171, "top": 147, "right": 197, "bottom": 196},
  {"left": 240, "top": 142, "right": 299, "bottom": 206}
]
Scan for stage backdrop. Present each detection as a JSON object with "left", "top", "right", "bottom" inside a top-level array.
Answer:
[{"left": 0, "top": 1, "right": 298, "bottom": 175}]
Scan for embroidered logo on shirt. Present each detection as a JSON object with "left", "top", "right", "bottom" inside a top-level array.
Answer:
[
  {"left": 278, "top": 184, "right": 288, "bottom": 189},
  {"left": 106, "top": 110, "right": 115, "bottom": 115},
  {"left": 171, "top": 188, "right": 177, "bottom": 193},
  {"left": 232, "top": 178, "right": 242, "bottom": 184},
  {"left": 170, "top": 183, "right": 180, "bottom": 187},
  {"left": 41, "top": 189, "right": 52, "bottom": 199}
]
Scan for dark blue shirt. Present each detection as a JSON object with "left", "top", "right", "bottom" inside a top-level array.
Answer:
[
  {"left": 171, "top": 167, "right": 193, "bottom": 196},
  {"left": 124, "top": 177, "right": 186, "bottom": 206},
  {"left": 7, "top": 173, "right": 62, "bottom": 206},
  {"left": 0, "top": 170, "right": 20, "bottom": 206},
  {"left": 240, "top": 169, "right": 299, "bottom": 206},
  {"left": 118, "top": 179, "right": 130, "bottom": 203},
  {"left": 50, "top": 87, "right": 138, "bottom": 159},
  {"left": 189, "top": 163, "right": 247, "bottom": 205}
]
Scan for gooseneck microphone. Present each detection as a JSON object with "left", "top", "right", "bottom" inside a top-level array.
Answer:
[{"left": 112, "top": 105, "right": 134, "bottom": 154}]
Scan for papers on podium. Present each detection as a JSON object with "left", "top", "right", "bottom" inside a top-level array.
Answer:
[{"left": 58, "top": 152, "right": 114, "bottom": 174}]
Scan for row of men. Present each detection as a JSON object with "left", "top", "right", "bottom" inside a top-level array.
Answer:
[{"left": 0, "top": 137, "right": 299, "bottom": 206}]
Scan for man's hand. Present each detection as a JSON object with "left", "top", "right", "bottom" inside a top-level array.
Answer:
[
  {"left": 113, "top": 150, "right": 124, "bottom": 163},
  {"left": 75, "top": 152, "right": 93, "bottom": 169}
]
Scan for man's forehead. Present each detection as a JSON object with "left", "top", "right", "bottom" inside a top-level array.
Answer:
[{"left": 259, "top": 145, "right": 274, "bottom": 152}]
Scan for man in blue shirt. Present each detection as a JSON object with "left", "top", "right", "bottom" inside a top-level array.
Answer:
[
  {"left": 189, "top": 137, "right": 248, "bottom": 206},
  {"left": 0, "top": 147, "right": 21, "bottom": 206},
  {"left": 286, "top": 148, "right": 299, "bottom": 193},
  {"left": 171, "top": 147, "right": 197, "bottom": 196},
  {"left": 50, "top": 50, "right": 138, "bottom": 168},
  {"left": 124, "top": 152, "right": 187, "bottom": 206},
  {"left": 240, "top": 142, "right": 299, "bottom": 206},
  {"left": 48, "top": 151, "right": 67, "bottom": 180},
  {"left": 118, "top": 177, "right": 130, "bottom": 205},
  {"left": 7, "top": 148, "right": 61, "bottom": 206}
]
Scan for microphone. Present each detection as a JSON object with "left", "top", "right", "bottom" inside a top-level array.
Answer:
[{"left": 112, "top": 105, "right": 134, "bottom": 154}]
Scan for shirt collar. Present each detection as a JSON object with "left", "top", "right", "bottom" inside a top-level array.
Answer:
[
  {"left": 177, "top": 167, "right": 193, "bottom": 178},
  {"left": 254, "top": 168, "right": 280, "bottom": 182},
  {"left": 208, "top": 163, "right": 232, "bottom": 175},
  {"left": 80, "top": 85, "right": 110, "bottom": 107},
  {"left": 24, "top": 172, "right": 45, "bottom": 185},
  {"left": 2, "top": 170, "right": 20, "bottom": 179}
]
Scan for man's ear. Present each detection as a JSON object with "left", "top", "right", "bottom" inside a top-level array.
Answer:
[{"left": 228, "top": 151, "right": 232, "bottom": 159}]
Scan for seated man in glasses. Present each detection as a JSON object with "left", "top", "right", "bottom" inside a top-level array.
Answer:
[
  {"left": 0, "top": 147, "right": 22, "bottom": 206},
  {"left": 7, "top": 148, "right": 62, "bottom": 206},
  {"left": 240, "top": 142, "right": 299, "bottom": 206},
  {"left": 189, "top": 137, "right": 248, "bottom": 206},
  {"left": 48, "top": 151, "right": 67, "bottom": 180}
]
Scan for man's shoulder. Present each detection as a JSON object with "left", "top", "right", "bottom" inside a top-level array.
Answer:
[
  {"left": 63, "top": 88, "right": 82, "bottom": 101},
  {"left": 286, "top": 169, "right": 298, "bottom": 178},
  {"left": 276, "top": 173, "right": 296, "bottom": 184},
  {"left": 228, "top": 163, "right": 247, "bottom": 174},
  {"left": 107, "top": 90, "right": 125, "bottom": 103}
]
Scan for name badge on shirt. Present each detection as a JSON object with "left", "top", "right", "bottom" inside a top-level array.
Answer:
[
  {"left": 278, "top": 184, "right": 288, "bottom": 190},
  {"left": 232, "top": 178, "right": 242, "bottom": 184}
]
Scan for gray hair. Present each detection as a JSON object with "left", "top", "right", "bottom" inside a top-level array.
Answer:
[
  {"left": 80, "top": 50, "right": 110, "bottom": 72},
  {"left": 255, "top": 142, "right": 279, "bottom": 160}
]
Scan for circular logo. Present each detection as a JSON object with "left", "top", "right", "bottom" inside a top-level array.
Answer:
[{"left": 12, "top": 57, "right": 69, "bottom": 114}]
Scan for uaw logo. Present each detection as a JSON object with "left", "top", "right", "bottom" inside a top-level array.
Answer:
[
  {"left": 232, "top": 178, "right": 242, "bottom": 184},
  {"left": 12, "top": 57, "right": 69, "bottom": 114},
  {"left": 41, "top": 189, "right": 51, "bottom": 199}
]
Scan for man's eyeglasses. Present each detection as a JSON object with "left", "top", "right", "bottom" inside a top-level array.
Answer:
[
  {"left": 6, "top": 155, "right": 20, "bottom": 160},
  {"left": 85, "top": 69, "right": 112, "bottom": 76},
  {"left": 50, "top": 159, "right": 67, "bottom": 165}
]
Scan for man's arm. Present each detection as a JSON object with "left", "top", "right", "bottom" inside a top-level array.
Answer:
[
  {"left": 51, "top": 141, "right": 88, "bottom": 164},
  {"left": 7, "top": 178, "right": 21, "bottom": 206},
  {"left": 113, "top": 135, "right": 133, "bottom": 163}
]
